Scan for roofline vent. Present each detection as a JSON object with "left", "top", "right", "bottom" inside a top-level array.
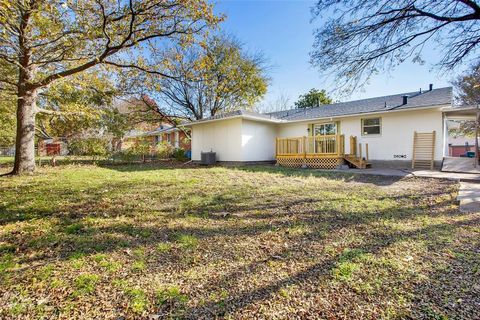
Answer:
[
  {"left": 402, "top": 95, "right": 409, "bottom": 105},
  {"left": 429, "top": 83, "right": 433, "bottom": 91}
]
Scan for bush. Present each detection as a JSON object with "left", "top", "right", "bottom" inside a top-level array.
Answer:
[
  {"left": 155, "top": 141, "right": 174, "bottom": 159},
  {"left": 126, "top": 138, "right": 152, "bottom": 162},
  {"left": 172, "top": 148, "right": 186, "bottom": 160},
  {"left": 69, "top": 138, "right": 108, "bottom": 159}
]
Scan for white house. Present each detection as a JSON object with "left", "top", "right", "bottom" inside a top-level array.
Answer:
[{"left": 186, "top": 86, "right": 477, "bottom": 169}]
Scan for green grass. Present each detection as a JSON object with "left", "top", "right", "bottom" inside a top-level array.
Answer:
[
  {"left": 157, "top": 285, "right": 188, "bottom": 304},
  {"left": 157, "top": 242, "right": 172, "bottom": 253},
  {"left": 0, "top": 162, "right": 478, "bottom": 319},
  {"left": 125, "top": 288, "right": 148, "bottom": 314},
  {"left": 73, "top": 274, "right": 100, "bottom": 296},
  {"left": 175, "top": 233, "right": 199, "bottom": 250},
  {"left": 0, "top": 156, "right": 13, "bottom": 166}
]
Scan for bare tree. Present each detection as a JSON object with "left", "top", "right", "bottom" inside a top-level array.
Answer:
[
  {"left": 256, "top": 92, "right": 291, "bottom": 113},
  {"left": 0, "top": 0, "right": 219, "bottom": 174},
  {"left": 311, "top": 1, "right": 480, "bottom": 89},
  {"left": 129, "top": 34, "right": 270, "bottom": 122}
]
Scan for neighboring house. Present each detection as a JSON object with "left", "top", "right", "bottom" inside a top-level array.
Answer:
[
  {"left": 448, "top": 136, "right": 476, "bottom": 157},
  {"left": 122, "top": 124, "right": 190, "bottom": 151},
  {"left": 38, "top": 138, "right": 68, "bottom": 156},
  {"left": 186, "top": 85, "right": 476, "bottom": 169},
  {"left": 446, "top": 120, "right": 476, "bottom": 157}
]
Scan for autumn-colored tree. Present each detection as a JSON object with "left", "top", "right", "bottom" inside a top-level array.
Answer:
[
  {"left": 128, "top": 34, "right": 269, "bottom": 122},
  {"left": 0, "top": 91, "right": 15, "bottom": 146},
  {"left": 0, "top": 0, "right": 219, "bottom": 174},
  {"left": 450, "top": 63, "right": 480, "bottom": 137},
  {"left": 36, "top": 72, "right": 117, "bottom": 140}
]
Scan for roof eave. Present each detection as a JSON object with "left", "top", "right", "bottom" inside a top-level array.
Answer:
[{"left": 184, "top": 114, "right": 285, "bottom": 126}]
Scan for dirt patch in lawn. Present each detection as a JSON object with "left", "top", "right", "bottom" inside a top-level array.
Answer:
[{"left": 0, "top": 164, "right": 478, "bottom": 319}]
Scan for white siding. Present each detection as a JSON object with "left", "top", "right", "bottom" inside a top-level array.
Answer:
[
  {"left": 191, "top": 118, "right": 242, "bottom": 161},
  {"left": 276, "top": 122, "right": 308, "bottom": 138},
  {"left": 241, "top": 120, "right": 278, "bottom": 161},
  {"left": 341, "top": 108, "right": 443, "bottom": 161},
  {"left": 191, "top": 118, "right": 278, "bottom": 162},
  {"left": 191, "top": 108, "right": 444, "bottom": 162},
  {"left": 277, "top": 108, "right": 444, "bottom": 161}
]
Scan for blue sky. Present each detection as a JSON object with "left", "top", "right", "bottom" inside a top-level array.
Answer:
[{"left": 214, "top": 0, "right": 458, "bottom": 107}]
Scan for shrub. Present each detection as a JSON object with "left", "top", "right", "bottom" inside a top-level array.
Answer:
[
  {"left": 69, "top": 138, "right": 109, "bottom": 159},
  {"left": 172, "top": 148, "right": 186, "bottom": 160},
  {"left": 113, "top": 150, "right": 136, "bottom": 163},
  {"left": 126, "top": 138, "right": 152, "bottom": 163},
  {"left": 155, "top": 141, "right": 174, "bottom": 159}
]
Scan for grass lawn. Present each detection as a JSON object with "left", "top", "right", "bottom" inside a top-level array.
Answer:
[
  {"left": 0, "top": 156, "right": 14, "bottom": 166},
  {"left": 0, "top": 163, "right": 479, "bottom": 319}
]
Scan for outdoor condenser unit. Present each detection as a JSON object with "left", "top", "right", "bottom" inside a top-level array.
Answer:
[{"left": 200, "top": 151, "right": 216, "bottom": 165}]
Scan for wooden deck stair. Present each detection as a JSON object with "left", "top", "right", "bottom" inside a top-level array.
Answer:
[
  {"left": 344, "top": 155, "right": 371, "bottom": 169},
  {"left": 344, "top": 136, "right": 370, "bottom": 169}
]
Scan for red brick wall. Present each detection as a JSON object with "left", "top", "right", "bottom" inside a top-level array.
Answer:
[
  {"left": 449, "top": 145, "right": 473, "bottom": 157},
  {"left": 178, "top": 131, "right": 191, "bottom": 150}
]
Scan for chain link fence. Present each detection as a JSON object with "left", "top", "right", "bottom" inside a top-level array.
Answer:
[{"left": 0, "top": 146, "right": 15, "bottom": 157}]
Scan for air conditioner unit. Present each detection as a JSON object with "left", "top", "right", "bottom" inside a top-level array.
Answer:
[{"left": 200, "top": 151, "right": 216, "bottom": 165}]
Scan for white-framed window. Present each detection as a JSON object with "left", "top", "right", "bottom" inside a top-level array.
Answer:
[
  {"left": 314, "top": 122, "right": 337, "bottom": 136},
  {"left": 361, "top": 117, "right": 381, "bottom": 135}
]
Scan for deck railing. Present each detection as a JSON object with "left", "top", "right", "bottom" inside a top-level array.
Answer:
[{"left": 276, "top": 134, "right": 345, "bottom": 156}]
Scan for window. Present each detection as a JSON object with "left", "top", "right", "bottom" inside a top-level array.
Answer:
[
  {"left": 314, "top": 122, "right": 337, "bottom": 136},
  {"left": 362, "top": 118, "right": 381, "bottom": 135}
]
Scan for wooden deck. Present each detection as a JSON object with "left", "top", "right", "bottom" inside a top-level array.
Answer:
[{"left": 276, "top": 135, "right": 370, "bottom": 169}]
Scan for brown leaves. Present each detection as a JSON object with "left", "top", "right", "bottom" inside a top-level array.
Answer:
[{"left": 0, "top": 164, "right": 478, "bottom": 318}]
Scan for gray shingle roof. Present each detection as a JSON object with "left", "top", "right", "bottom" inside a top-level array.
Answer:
[
  {"left": 188, "top": 109, "right": 279, "bottom": 124},
  {"left": 188, "top": 87, "right": 452, "bottom": 124},
  {"left": 267, "top": 87, "right": 452, "bottom": 121}
]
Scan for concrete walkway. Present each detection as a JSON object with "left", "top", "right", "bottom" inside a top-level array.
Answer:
[
  {"left": 330, "top": 167, "right": 480, "bottom": 212},
  {"left": 457, "top": 182, "right": 480, "bottom": 212},
  {"left": 330, "top": 167, "right": 480, "bottom": 181}
]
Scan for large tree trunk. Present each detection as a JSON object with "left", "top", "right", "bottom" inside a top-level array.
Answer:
[{"left": 12, "top": 88, "right": 37, "bottom": 175}]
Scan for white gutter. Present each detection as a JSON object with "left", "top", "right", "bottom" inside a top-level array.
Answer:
[{"left": 184, "top": 114, "right": 285, "bottom": 126}]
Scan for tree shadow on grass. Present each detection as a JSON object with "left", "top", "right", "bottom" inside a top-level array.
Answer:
[
  {"left": 1, "top": 180, "right": 461, "bottom": 269},
  {"left": 98, "top": 161, "right": 202, "bottom": 173},
  {"left": 0, "top": 164, "right": 471, "bottom": 318},
  {"left": 238, "top": 164, "right": 413, "bottom": 187},
  {"left": 177, "top": 214, "right": 480, "bottom": 319},
  {"left": 100, "top": 162, "right": 409, "bottom": 188}
]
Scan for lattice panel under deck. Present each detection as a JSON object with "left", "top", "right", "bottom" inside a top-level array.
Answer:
[
  {"left": 276, "top": 156, "right": 343, "bottom": 169},
  {"left": 276, "top": 157, "right": 304, "bottom": 167},
  {"left": 305, "top": 157, "right": 342, "bottom": 169}
]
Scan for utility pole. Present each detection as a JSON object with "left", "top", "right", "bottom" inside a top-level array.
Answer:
[
  {"left": 476, "top": 104, "right": 479, "bottom": 168},
  {"left": 474, "top": 83, "right": 480, "bottom": 169}
]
